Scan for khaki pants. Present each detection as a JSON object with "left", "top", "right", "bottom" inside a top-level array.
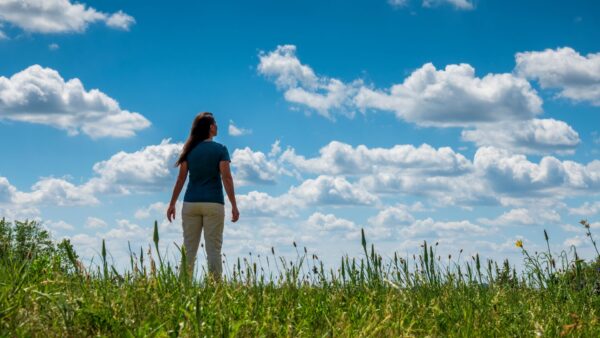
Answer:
[{"left": 181, "top": 202, "right": 225, "bottom": 279}]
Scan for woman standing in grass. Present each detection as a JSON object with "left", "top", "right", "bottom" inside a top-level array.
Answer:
[{"left": 167, "top": 112, "right": 239, "bottom": 281}]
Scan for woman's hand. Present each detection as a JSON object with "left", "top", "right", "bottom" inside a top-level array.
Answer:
[
  {"left": 231, "top": 205, "right": 240, "bottom": 222},
  {"left": 167, "top": 203, "right": 176, "bottom": 222}
]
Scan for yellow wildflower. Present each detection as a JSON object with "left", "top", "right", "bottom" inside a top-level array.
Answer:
[{"left": 515, "top": 240, "right": 523, "bottom": 248}]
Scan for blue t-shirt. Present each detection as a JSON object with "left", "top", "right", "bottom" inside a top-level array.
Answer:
[{"left": 183, "top": 140, "right": 231, "bottom": 204}]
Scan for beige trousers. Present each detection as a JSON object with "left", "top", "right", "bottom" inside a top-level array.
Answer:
[{"left": 181, "top": 202, "right": 225, "bottom": 279}]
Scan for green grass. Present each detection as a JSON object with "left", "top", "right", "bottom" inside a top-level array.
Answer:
[{"left": 1, "top": 217, "right": 599, "bottom": 337}]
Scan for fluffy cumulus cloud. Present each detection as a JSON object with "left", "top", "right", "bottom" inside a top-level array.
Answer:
[
  {"left": 515, "top": 47, "right": 600, "bottom": 105},
  {"left": 0, "top": 177, "right": 41, "bottom": 220},
  {"left": 1, "top": 175, "right": 99, "bottom": 221},
  {"left": 0, "top": 177, "right": 16, "bottom": 204},
  {"left": 259, "top": 45, "right": 545, "bottom": 126},
  {"left": 359, "top": 171, "right": 497, "bottom": 207},
  {"left": 236, "top": 191, "right": 300, "bottom": 218},
  {"left": 0, "top": 139, "right": 182, "bottom": 222},
  {"left": 258, "top": 45, "right": 361, "bottom": 119},
  {"left": 355, "top": 63, "right": 542, "bottom": 127},
  {"left": 280, "top": 141, "right": 471, "bottom": 176},
  {"left": 366, "top": 204, "right": 416, "bottom": 240},
  {"left": 288, "top": 175, "right": 379, "bottom": 206},
  {"left": 461, "top": 118, "right": 580, "bottom": 155},
  {"left": 354, "top": 143, "right": 600, "bottom": 207},
  {"left": 231, "top": 147, "right": 283, "bottom": 186},
  {"left": 0, "top": 65, "right": 150, "bottom": 138},
  {"left": 368, "top": 204, "right": 415, "bottom": 227},
  {"left": 134, "top": 202, "right": 169, "bottom": 220},
  {"left": 0, "top": 0, "right": 135, "bottom": 34},
  {"left": 228, "top": 120, "right": 252, "bottom": 136},
  {"left": 303, "top": 212, "right": 361, "bottom": 240},
  {"left": 478, "top": 208, "right": 560, "bottom": 227},
  {"left": 85, "top": 139, "right": 182, "bottom": 194},
  {"left": 1, "top": 175, "right": 97, "bottom": 211},
  {"left": 85, "top": 216, "right": 107, "bottom": 229},
  {"left": 44, "top": 219, "right": 74, "bottom": 231},
  {"left": 258, "top": 45, "right": 580, "bottom": 154},
  {"left": 398, "top": 218, "right": 487, "bottom": 238},
  {"left": 474, "top": 147, "right": 600, "bottom": 196},
  {"left": 235, "top": 176, "right": 379, "bottom": 220},
  {"left": 14, "top": 177, "right": 98, "bottom": 206},
  {"left": 569, "top": 201, "right": 600, "bottom": 216}
]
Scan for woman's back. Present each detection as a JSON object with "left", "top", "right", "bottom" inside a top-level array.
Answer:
[{"left": 184, "top": 140, "right": 230, "bottom": 204}]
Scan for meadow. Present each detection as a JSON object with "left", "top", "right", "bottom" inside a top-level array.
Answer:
[{"left": 1, "top": 217, "right": 599, "bottom": 337}]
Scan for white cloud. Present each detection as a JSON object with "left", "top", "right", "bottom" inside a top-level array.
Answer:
[
  {"left": 105, "top": 219, "right": 149, "bottom": 241},
  {"left": 280, "top": 141, "right": 471, "bottom": 176},
  {"left": 2, "top": 139, "right": 181, "bottom": 219},
  {"left": 258, "top": 45, "right": 361, "bottom": 119},
  {"left": 288, "top": 175, "right": 379, "bottom": 206},
  {"left": 515, "top": 47, "right": 600, "bottom": 106},
  {"left": 13, "top": 177, "right": 98, "bottom": 206},
  {"left": 48, "top": 43, "right": 59, "bottom": 50},
  {"left": 303, "top": 212, "right": 360, "bottom": 240},
  {"left": 259, "top": 45, "right": 545, "bottom": 134},
  {"left": 0, "top": 176, "right": 92, "bottom": 220},
  {"left": 0, "top": 65, "right": 150, "bottom": 138},
  {"left": 368, "top": 204, "right": 415, "bottom": 227},
  {"left": 359, "top": 171, "right": 497, "bottom": 207},
  {"left": 228, "top": 120, "right": 252, "bottom": 136},
  {"left": 231, "top": 147, "right": 284, "bottom": 186},
  {"left": 0, "top": 30, "right": 8, "bottom": 40},
  {"left": 0, "top": 177, "right": 40, "bottom": 220},
  {"left": 366, "top": 204, "right": 416, "bottom": 240},
  {"left": 258, "top": 45, "right": 318, "bottom": 89},
  {"left": 105, "top": 10, "right": 135, "bottom": 31},
  {"left": 0, "top": 177, "right": 17, "bottom": 203},
  {"left": 236, "top": 175, "right": 378, "bottom": 219},
  {"left": 478, "top": 208, "right": 560, "bottom": 227},
  {"left": 237, "top": 191, "right": 300, "bottom": 218},
  {"left": 85, "top": 216, "right": 107, "bottom": 229},
  {"left": 134, "top": 202, "right": 169, "bottom": 220},
  {"left": 569, "top": 201, "right": 600, "bottom": 216},
  {"left": 45, "top": 219, "right": 74, "bottom": 231},
  {"left": 399, "top": 218, "right": 487, "bottom": 238},
  {"left": 461, "top": 118, "right": 580, "bottom": 155},
  {"left": 306, "top": 212, "right": 358, "bottom": 231},
  {"left": 269, "top": 140, "right": 282, "bottom": 157},
  {"left": 259, "top": 45, "right": 584, "bottom": 155},
  {"left": 474, "top": 146, "right": 600, "bottom": 196},
  {"left": 355, "top": 63, "right": 542, "bottom": 127},
  {"left": 257, "top": 222, "right": 299, "bottom": 243},
  {"left": 85, "top": 139, "right": 182, "bottom": 194},
  {"left": 564, "top": 235, "right": 587, "bottom": 247},
  {"left": 0, "top": 0, "right": 134, "bottom": 34},
  {"left": 423, "top": 0, "right": 474, "bottom": 10}
]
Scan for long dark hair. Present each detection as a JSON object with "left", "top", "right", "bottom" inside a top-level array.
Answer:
[{"left": 175, "top": 112, "right": 215, "bottom": 167}]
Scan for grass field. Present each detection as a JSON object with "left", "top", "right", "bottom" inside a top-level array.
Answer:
[{"left": 1, "top": 217, "right": 599, "bottom": 337}]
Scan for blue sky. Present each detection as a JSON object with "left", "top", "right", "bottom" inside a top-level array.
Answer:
[{"left": 1, "top": 0, "right": 600, "bottom": 271}]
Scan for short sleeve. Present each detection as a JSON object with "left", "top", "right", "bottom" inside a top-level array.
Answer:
[{"left": 220, "top": 145, "right": 231, "bottom": 162}]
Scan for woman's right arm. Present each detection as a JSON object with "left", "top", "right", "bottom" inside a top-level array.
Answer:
[
  {"left": 220, "top": 161, "right": 239, "bottom": 222},
  {"left": 167, "top": 161, "right": 188, "bottom": 222}
]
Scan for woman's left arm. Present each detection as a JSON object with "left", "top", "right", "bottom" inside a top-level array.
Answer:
[{"left": 167, "top": 161, "right": 188, "bottom": 222}]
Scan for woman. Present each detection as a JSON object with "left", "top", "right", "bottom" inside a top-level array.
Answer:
[{"left": 167, "top": 112, "right": 239, "bottom": 281}]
